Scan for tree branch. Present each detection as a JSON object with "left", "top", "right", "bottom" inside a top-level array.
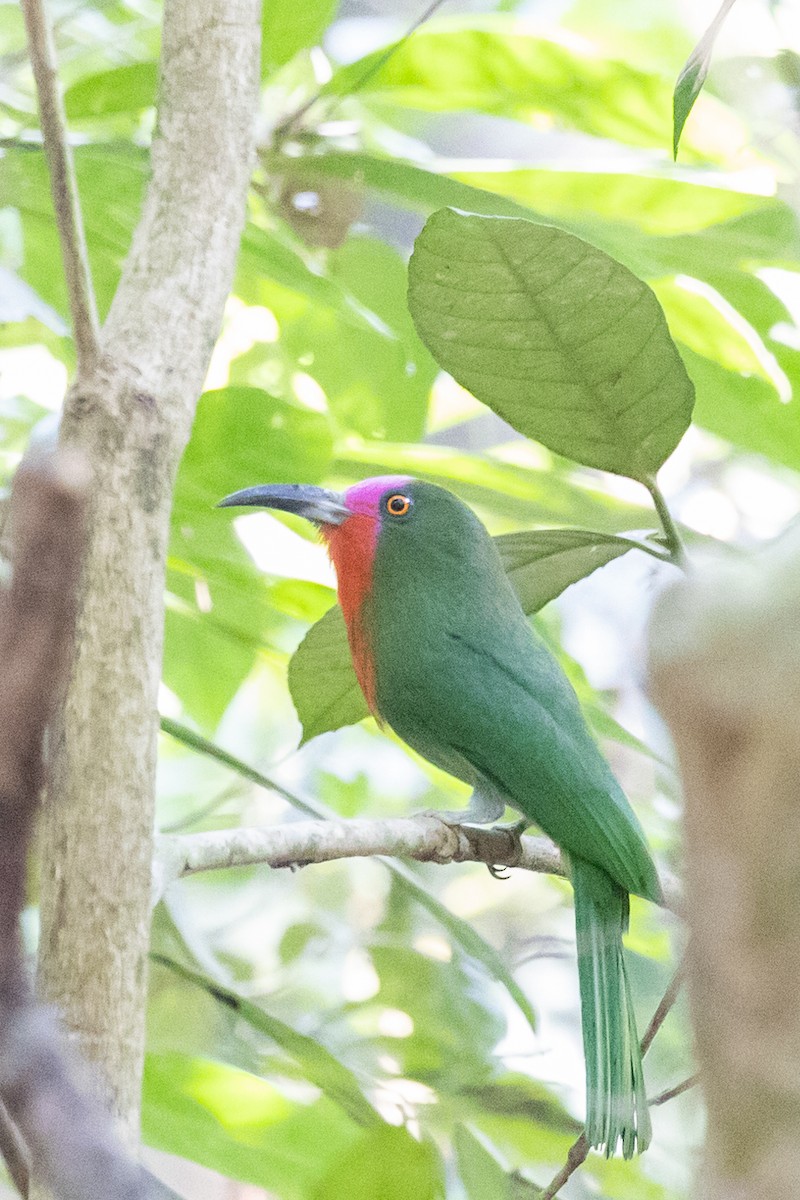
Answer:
[
  {"left": 0, "top": 449, "right": 156, "bottom": 1200},
  {"left": 154, "top": 816, "right": 682, "bottom": 910},
  {"left": 650, "top": 1073, "right": 700, "bottom": 1108},
  {"left": 34, "top": 0, "right": 262, "bottom": 1152},
  {"left": 20, "top": 0, "right": 100, "bottom": 374}
]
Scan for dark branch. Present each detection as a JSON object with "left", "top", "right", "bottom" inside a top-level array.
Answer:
[{"left": 0, "top": 451, "right": 155, "bottom": 1200}]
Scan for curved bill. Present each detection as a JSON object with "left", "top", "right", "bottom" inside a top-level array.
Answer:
[{"left": 217, "top": 483, "right": 351, "bottom": 526}]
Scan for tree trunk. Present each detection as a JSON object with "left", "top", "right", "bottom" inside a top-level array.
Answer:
[
  {"left": 36, "top": 0, "right": 261, "bottom": 1148},
  {"left": 649, "top": 531, "right": 800, "bottom": 1199}
]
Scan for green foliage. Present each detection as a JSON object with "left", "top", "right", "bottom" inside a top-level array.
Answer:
[
  {"left": 64, "top": 62, "right": 158, "bottom": 120},
  {"left": 153, "top": 956, "right": 383, "bottom": 1127},
  {"left": 143, "top": 1054, "right": 364, "bottom": 1198},
  {"left": 673, "top": 0, "right": 739, "bottom": 158},
  {"left": 289, "top": 604, "right": 365, "bottom": 741},
  {"left": 326, "top": 20, "right": 705, "bottom": 154},
  {"left": 5, "top": 0, "right": 793, "bottom": 1193},
  {"left": 311, "top": 1125, "right": 444, "bottom": 1200},
  {"left": 262, "top": 0, "right": 339, "bottom": 74},
  {"left": 408, "top": 209, "right": 695, "bottom": 482}
]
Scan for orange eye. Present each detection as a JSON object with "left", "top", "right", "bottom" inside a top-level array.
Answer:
[{"left": 385, "top": 493, "right": 412, "bottom": 517}]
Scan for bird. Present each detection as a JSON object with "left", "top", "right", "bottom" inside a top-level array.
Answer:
[{"left": 219, "top": 474, "right": 661, "bottom": 1157}]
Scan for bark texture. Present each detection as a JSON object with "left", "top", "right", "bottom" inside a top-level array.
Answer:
[
  {"left": 36, "top": 0, "right": 261, "bottom": 1145},
  {"left": 649, "top": 531, "right": 800, "bottom": 1199}
]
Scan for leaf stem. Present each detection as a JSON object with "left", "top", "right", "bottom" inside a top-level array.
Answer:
[{"left": 645, "top": 477, "right": 687, "bottom": 568}]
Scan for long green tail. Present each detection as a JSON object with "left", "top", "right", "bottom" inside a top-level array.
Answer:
[{"left": 572, "top": 856, "right": 651, "bottom": 1158}]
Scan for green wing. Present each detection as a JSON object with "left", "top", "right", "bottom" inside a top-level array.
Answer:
[{"left": 379, "top": 616, "right": 659, "bottom": 904}]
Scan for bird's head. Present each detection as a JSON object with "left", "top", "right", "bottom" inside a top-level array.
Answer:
[
  {"left": 217, "top": 475, "right": 414, "bottom": 533},
  {"left": 218, "top": 475, "right": 417, "bottom": 623}
]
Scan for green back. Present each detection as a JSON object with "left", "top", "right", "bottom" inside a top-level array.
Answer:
[{"left": 366, "top": 481, "right": 659, "bottom": 903}]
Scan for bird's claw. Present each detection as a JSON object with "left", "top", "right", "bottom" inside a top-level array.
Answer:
[{"left": 488, "top": 863, "right": 511, "bottom": 880}]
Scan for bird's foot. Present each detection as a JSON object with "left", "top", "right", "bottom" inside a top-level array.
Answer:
[
  {"left": 488, "top": 863, "right": 511, "bottom": 880},
  {"left": 483, "top": 818, "right": 528, "bottom": 879}
]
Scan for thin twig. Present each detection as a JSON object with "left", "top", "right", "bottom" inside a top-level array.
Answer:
[
  {"left": 20, "top": 0, "right": 100, "bottom": 374},
  {"left": 640, "top": 960, "right": 685, "bottom": 1056},
  {"left": 540, "top": 959, "right": 687, "bottom": 1200},
  {"left": 650, "top": 1073, "right": 699, "bottom": 1107},
  {"left": 540, "top": 1133, "right": 589, "bottom": 1200}
]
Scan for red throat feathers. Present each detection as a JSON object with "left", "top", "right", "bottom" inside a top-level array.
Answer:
[{"left": 319, "top": 475, "right": 411, "bottom": 720}]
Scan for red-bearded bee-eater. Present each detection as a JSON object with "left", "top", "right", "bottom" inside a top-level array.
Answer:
[{"left": 219, "top": 475, "right": 662, "bottom": 1157}]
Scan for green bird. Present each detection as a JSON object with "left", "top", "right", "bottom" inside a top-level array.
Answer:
[{"left": 219, "top": 475, "right": 661, "bottom": 1157}]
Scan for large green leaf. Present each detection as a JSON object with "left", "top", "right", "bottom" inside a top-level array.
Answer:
[
  {"left": 311, "top": 1125, "right": 444, "bottom": 1200},
  {"left": 326, "top": 20, "right": 706, "bottom": 155},
  {"left": 289, "top": 527, "right": 642, "bottom": 743},
  {"left": 152, "top": 957, "right": 382, "bottom": 1128},
  {"left": 408, "top": 208, "right": 695, "bottom": 481},
  {"left": 142, "top": 1053, "right": 361, "bottom": 1198}
]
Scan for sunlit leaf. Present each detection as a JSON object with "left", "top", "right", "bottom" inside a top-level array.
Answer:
[
  {"left": 453, "top": 162, "right": 768, "bottom": 237},
  {"left": 408, "top": 208, "right": 695, "bottom": 481},
  {"left": 64, "top": 62, "right": 158, "bottom": 119},
  {"left": 142, "top": 1053, "right": 361, "bottom": 1198},
  {"left": 167, "top": 386, "right": 333, "bottom": 724},
  {"left": 673, "top": 0, "right": 739, "bottom": 159},
  {"left": 311, "top": 1125, "right": 444, "bottom": 1200},
  {"left": 263, "top": 0, "right": 339, "bottom": 74},
  {"left": 152, "top": 957, "right": 382, "bottom": 1127},
  {"left": 327, "top": 20, "right": 701, "bottom": 154}
]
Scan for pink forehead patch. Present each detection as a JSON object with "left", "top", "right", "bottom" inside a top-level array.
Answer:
[{"left": 344, "top": 475, "right": 413, "bottom": 516}]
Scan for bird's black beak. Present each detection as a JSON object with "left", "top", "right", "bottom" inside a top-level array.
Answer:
[{"left": 217, "top": 483, "right": 351, "bottom": 526}]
